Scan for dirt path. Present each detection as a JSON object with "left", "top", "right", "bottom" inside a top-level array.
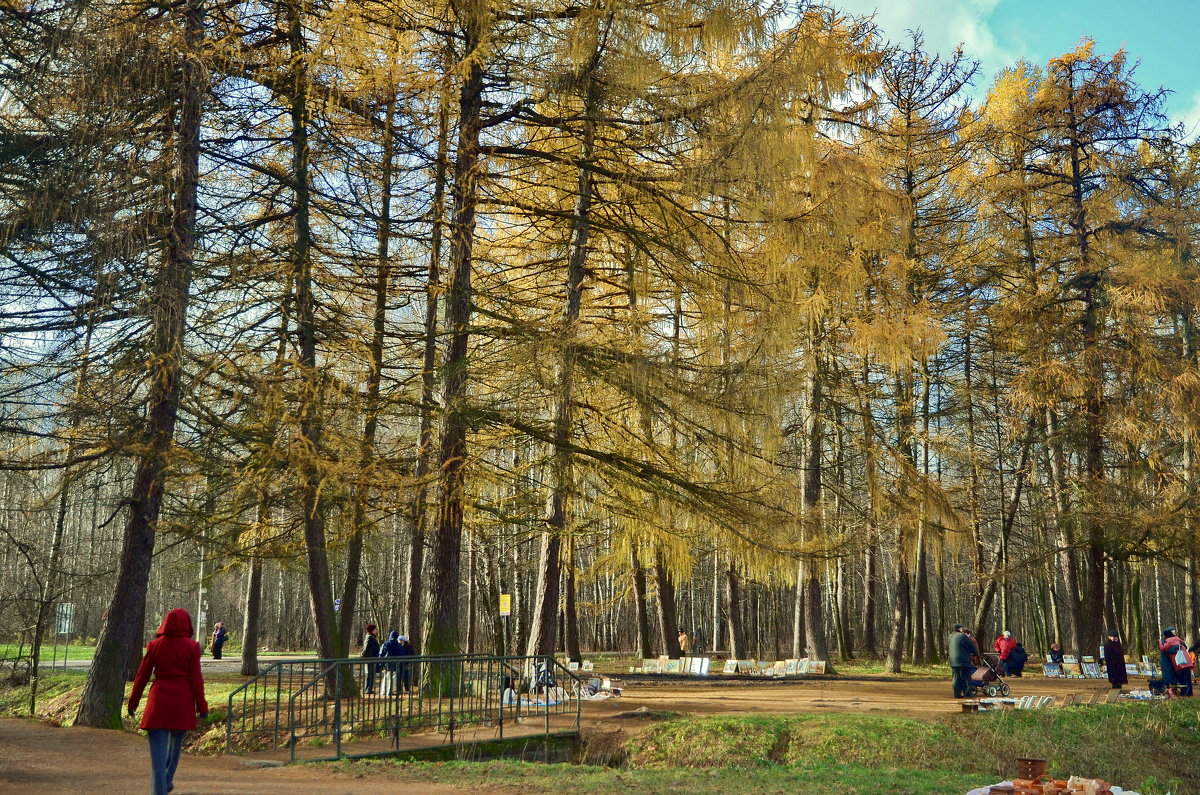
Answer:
[
  {"left": 0, "top": 718, "right": 498, "bottom": 794},
  {"left": 0, "top": 675, "right": 1112, "bottom": 793}
]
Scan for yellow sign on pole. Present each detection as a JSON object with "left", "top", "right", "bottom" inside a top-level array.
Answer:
[{"left": 499, "top": 593, "right": 512, "bottom": 617}]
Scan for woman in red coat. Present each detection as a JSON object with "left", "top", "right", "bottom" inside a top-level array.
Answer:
[{"left": 127, "top": 608, "right": 208, "bottom": 795}]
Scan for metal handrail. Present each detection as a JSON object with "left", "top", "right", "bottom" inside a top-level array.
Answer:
[
  {"left": 224, "top": 653, "right": 581, "bottom": 762},
  {"left": 225, "top": 658, "right": 341, "bottom": 753}
]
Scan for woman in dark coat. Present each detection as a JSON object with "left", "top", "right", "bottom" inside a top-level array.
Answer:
[
  {"left": 1102, "top": 630, "right": 1128, "bottom": 690},
  {"left": 128, "top": 608, "right": 209, "bottom": 795},
  {"left": 1005, "top": 643, "right": 1029, "bottom": 677}
]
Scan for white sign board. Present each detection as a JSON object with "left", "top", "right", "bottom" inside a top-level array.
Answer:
[{"left": 55, "top": 603, "right": 75, "bottom": 635}]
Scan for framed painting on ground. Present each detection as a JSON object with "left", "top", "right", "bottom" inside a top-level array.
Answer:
[
  {"left": 1042, "top": 663, "right": 1063, "bottom": 678},
  {"left": 722, "top": 659, "right": 738, "bottom": 674}
]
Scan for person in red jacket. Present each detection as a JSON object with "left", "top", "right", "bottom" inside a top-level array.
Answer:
[
  {"left": 994, "top": 630, "right": 1017, "bottom": 672},
  {"left": 127, "top": 608, "right": 209, "bottom": 795}
]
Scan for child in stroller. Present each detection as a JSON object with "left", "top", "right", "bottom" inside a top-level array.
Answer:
[{"left": 967, "top": 653, "right": 1012, "bottom": 698}]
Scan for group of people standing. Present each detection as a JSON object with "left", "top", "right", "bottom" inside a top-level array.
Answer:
[
  {"left": 360, "top": 624, "right": 416, "bottom": 694},
  {"left": 951, "top": 623, "right": 1199, "bottom": 698},
  {"left": 1096, "top": 627, "right": 1196, "bottom": 695}
]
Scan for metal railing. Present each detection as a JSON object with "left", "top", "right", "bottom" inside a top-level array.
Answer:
[{"left": 226, "top": 654, "right": 581, "bottom": 762}]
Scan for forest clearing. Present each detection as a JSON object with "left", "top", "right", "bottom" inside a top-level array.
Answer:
[{"left": 3, "top": 0, "right": 1200, "bottom": 790}]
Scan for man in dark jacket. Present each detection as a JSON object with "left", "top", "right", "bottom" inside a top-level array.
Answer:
[
  {"left": 949, "top": 624, "right": 977, "bottom": 698},
  {"left": 361, "top": 624, "right": 380, "bottom": 692}
]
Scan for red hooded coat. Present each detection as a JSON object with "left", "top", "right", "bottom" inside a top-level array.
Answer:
[{"left": 127, "top": 608, "right": 208, "bottom": 731}]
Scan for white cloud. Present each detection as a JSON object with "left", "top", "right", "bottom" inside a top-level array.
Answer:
[
  {"left": 833, "top": 0, "right": 1023, "bottom": 84},
  {"left": 1177, "top": 88, "right": 1200, "bottom": 140}
]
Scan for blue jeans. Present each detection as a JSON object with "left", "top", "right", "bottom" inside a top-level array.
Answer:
[{"left": 147, "top": 729, "right": 185, "bottom": 794}]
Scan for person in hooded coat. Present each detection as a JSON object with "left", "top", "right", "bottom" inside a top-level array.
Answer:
[
  {"left": 378, "top": 630, "right": 404, "bottom": 695},
  {"left": 1103, "top": 630, "right": 1128, "bottom": 690},
  {"left": 127, "top": 608, "right": 208, "bottom": 795}
]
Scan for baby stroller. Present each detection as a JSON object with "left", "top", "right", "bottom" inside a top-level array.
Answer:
[{"left": 967, "top": 653, "right": 1011, "bottom": 698}]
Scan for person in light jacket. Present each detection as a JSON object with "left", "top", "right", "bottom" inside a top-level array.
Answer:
[
  {"left": 1160, "top": 628, "right": 1193, "bottom": 696},
  {"left": 127, "top": 608, "right": 209, "bottom": 795}
]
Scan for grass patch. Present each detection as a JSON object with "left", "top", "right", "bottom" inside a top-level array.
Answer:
[
  {"left": 328, "top": 705, "right": 1198, "bottom": 794},
  {"left": 326, "top": 757, "right": 984, "bottom": 794},
  {"left": 630, "top": 707, "right": 1196, "bottom": 794},
  {"left": 0, "top": 643, "right": 96, "bottom": 661}
]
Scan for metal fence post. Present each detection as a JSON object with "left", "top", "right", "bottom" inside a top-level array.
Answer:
[
  {"left": 274, "top": 664, "right": 282, "bottom": 750},
  {"left": 335, "top": 664, "right": 343, "bottom": 761}
]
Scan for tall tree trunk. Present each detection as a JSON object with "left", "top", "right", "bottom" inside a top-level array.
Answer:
[
  {"left": 972, "top": 420, "right": 1034, "bottom": 638},
  {"left": 76, "top": 0, "right": 202, "bottom": 728},
  {"left": 526, "top": 73, "right": 594, "bottom": 656},
  {"left": 427, "top": 7, "right": 487, "bottom": 657},
  {"left": 1046, "top": 409, "right": 1084, "bottom": 650},
  {"left": 861, "top": 542, "right": 878, "bottom": 657},
  {"left": 283, "top": 0, "right": 341, "bottom": 661},
  {"left": 861, "top": 395, "right": 879, "bottom": 657},
  {"left": 800, "top": 325, "right": 835, "bottom": 671},
  {"left": 790, "top": 561, "right": 805, "bottom": 659},
  {"left": 564, "top": 540, "right": 581, "bottom": 662},
  {"left": 727, "top": 562, "right": 744, "bottom": 659},
  {"left": 655, "top": 552, "right": 682, "bottom": 658},
  {"left": 240, "top": 557, "right": 263, "bottom": 677},
  {"left": 337, "top": 94, "right": 397, "bottom": 655},
  {"left": 631, "top": 545, "right": 651, "bottom": 659},
  {"left": 885, "top": 552, "right": 910, "bottom": 674},
  {"left": 406, "top": 39, "right": 452, "bottom": 655}
]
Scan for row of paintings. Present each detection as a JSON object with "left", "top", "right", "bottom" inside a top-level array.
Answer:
[
  {"left": 1042, "top": 661, "right": 1157, "bottom": 678},
  {"left": 635, "top": 656, "right": 712, "bottom": 675},
  {"left": 720, "top": 658, "right": 827, "bottom": 676},
  {"left": 630, "top": 657, "right": 827, "bottom": 676}
]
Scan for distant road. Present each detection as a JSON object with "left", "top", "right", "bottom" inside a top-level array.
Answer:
[{"left": 41, "top": 655, "right": 313, "bottom": 675}]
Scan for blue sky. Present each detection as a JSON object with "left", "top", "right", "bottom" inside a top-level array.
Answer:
[{"left": 833, "top": 0, "right": 1200, "bottom": 136}]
